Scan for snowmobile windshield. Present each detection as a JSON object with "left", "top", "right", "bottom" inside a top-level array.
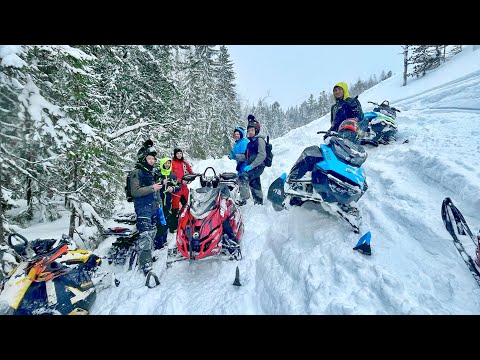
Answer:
[
  {"left": 190, "top": 187, "right": 220, "bottom": 218},
  {"left": 329, "top": 137, "right": 367, "bottom": 167},
  {"left": 375, "top": 106, "right": 396, "bottom": 119}
]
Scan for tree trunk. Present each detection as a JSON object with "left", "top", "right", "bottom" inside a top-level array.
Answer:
[
  {"left": 403, "top": 46, "right": 409, "bottom": 86},
  {"left": 68, "top": 159, "right": 78, "bottom": 238},
  {"left": 26, "top": 177, "right": 33, "bottom": 220},
  {"left": 68, "top": 208, "right": 76, "bottom": 239},
  {"left": 0, "top": 163, "right": 4, "bottom": 244}
]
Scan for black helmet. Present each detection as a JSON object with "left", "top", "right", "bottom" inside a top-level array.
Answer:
[
  {"left": 247, "top": 120, "right": 261, "bottom": 135},
  {"left": 137, "top": 139, "right": 155, "bottom": 160},
  {"left": 138, "top": 146, "right": 157, "bottom": 161}
]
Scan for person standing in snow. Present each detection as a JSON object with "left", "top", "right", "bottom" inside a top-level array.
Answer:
[
  {"left": 237, "top": 115, "right": 267, "bottom": 206},
  {"left": 171, "top": 148, "right": 194, "bottom": 231},
  {"left": 130, "top": 146, "right": 162, "bottom": 276},
  {"left": 228, "top": 126, "right": 249, "bottom": 175}
]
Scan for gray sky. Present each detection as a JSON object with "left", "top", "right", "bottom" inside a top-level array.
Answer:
[{"left": 227, "top": 45, "right": 403, "bottom": 109}]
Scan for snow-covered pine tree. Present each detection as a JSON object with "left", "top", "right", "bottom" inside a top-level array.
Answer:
[{"left": 215, "top": 45, "right": 240, "bottom": 155}]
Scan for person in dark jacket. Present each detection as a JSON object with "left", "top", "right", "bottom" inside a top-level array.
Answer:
[
  {"left": 229, "top": 126, "right": 249, "bottom": 175},
  {"left": 237, "top": 115, "right": 267, "bottom": 205},
  {"left": 329, "top": 82, "right": 366, "bottom": 136},
  {"left": 130, "top": 146, "right": 162, "bottom": 276}
]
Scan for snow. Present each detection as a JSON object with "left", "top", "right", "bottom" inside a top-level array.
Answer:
[
  {"left": 0, "top": 45, "right": 27, "bottom": 68},
  {"left": 3, "top": 45, "right": 480, "bottom": 315}
]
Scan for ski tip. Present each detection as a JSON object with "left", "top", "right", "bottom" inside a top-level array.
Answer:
[
  {"left": 355, "top": 231, "right": 371, "bottom": 246},
  {"left": 353, "top": 231, "right": 372, "bottom": 256},
  {"left": 233, "top": 265, "right": 242, "bottom": 286},
  {"left": 145, "top": 271, "right": 160, "bottom": 288}
]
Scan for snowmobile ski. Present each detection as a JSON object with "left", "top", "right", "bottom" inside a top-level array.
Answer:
[
  {"left": 353, "top": 231, "right": 371, "bottom": 255},
  {"left": 441, "top": 197, "right": 480, "bottom": 287}
]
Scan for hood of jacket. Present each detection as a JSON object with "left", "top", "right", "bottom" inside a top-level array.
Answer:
[
  {"left": 333, "top": 81, "right": 350, "bottom": 101},
  {"left": 159, "top": 157, "right": 172, "bottom": 176},
  {"left": 234, "top": 126, "right": 246, "bottom": 139}
]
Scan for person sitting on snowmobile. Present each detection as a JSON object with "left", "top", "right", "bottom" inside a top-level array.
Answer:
[
  {"left": 329, "top": 82, "right": 366, "bottom": 140},
  {"left": 228, "top": 126, "right": 249, "bottom": 175},
  {"left": 130, "top": 146, "right": 162, "bottom": 276},
  {"left": 237, "top": 115, "right": 267, "bottom": 206}
]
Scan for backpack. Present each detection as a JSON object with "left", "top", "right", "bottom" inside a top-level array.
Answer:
[
  {"left": 264, "top": 135, "right": 273, "bottom": 167},
  {"left": 125, "top": 171, "right": 133, "bottom": 202}
]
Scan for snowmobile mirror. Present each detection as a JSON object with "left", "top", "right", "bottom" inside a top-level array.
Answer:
[{"left": 183, "top": 173, "right": 198, "bottom": 182}]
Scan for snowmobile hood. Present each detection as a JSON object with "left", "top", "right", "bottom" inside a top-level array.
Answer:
[
  {"left": 333, "top": 82, "right": 350, "bottom": 101},
  {"left": 159, "top": 157, "right": 172, "bottom": 176}
]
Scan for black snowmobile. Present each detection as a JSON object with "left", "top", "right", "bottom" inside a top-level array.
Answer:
[
  {"left": 362, "top": 100, "right": 401, "bottom": 145},
  {"left": 104, "top": 225, "right": 139, "bottom": 269}
]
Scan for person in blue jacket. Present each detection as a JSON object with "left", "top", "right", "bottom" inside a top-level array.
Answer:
[{"left": 228, "top": 126, "right": 249, "bottom": 175}]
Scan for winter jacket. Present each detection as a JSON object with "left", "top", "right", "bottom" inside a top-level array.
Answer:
[
  {"left": 171, "top": 156, "right": 193, "bottom": 210},
  {"left": 158, "top": 157, "right": 181, "bottom": 211},
  {"left": 330, "top": 82, "right": 365, "bottom": 133},
  {"left": 130, "top": 163, "right": 161, "bottom": 213},
  {"left": 229, "top": 127, "right": 249, "bottom": 174},
  {"left": 245, "top": 135, "right": 267, "bottom": 169}
]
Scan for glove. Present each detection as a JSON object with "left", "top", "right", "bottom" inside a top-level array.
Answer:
[
  {"left": 180, "top": 195, "right": 187, "bottom": 207},
  {"left": 243, "top": 165, "right": 252, "bottom": 172}
]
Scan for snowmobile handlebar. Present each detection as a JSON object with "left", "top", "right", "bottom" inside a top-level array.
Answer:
[
  {"left": 182, "top": 169, "right": 239, "bottom": 185},
  {"left": 7, "top": 232, "right": 28, "bottom": 256},
  {"left": 368, "top": 100, "right": 401, "bottom": 112},
  {"left": 7, "top": 232, "right": 72, "bottom": 260},
  {"left": 317, "top": 130, "right": 339, "bottom": 138}
]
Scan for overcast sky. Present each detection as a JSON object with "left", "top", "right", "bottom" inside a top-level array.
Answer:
[{"left": 227, "top": 45, "right": 403, "bottom": 109}]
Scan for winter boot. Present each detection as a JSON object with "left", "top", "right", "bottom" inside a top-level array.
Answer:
[
  {"left": 138, "top": 251, "right": 153, "bottom": 276},
  {"left": 138, "top": 231, "right": 154, "bottom": 275},
  {"left": 237, "top": 174, "right": 251, "bottom": 205}
]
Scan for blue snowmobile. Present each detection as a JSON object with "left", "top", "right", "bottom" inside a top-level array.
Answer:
[
  {"left": 362, "top": 100, "right": 401, "bottom": 145},
  {"left": 267, "top": 119, "right": 368, "bottom": 233}
]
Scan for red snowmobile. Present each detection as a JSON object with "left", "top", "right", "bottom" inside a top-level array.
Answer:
[{"left": 174, "top": 167, "right": 244, "bottom": 262}]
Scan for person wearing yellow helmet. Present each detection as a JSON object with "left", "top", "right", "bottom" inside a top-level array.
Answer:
[
  {"left": 329, "top": 82, "right": 365, "bottom": 137},
  {"left": 153, "top": 157, "right": 181, "bottom": 249}
]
